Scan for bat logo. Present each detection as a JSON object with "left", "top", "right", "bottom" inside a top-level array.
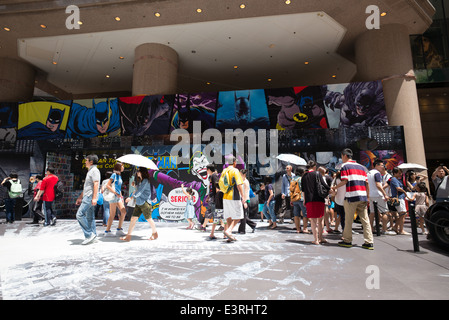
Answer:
[{"left": 293, "top": 112, "right": 308, "bottom": 123}]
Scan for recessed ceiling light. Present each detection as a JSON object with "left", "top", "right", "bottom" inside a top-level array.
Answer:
[
  {"left": 332, "top": 75, "right": 337, "bottom": 78},
  {"left": 52, "top": 61, "right": 57, "bottom": 65},
  {"left": 381, "top": 12, "right": 387, "bottom": 17},
  {"left": 240, "top": 4, "right": 246, "bottom": 9},
  {"left": 206, "top": 82, "right": 211, "bottom": 85},
  {"left": 234, "top": 65, "right": 238, "bottom": 69},
  {"left": 77, "top": 21, "right": 83, "bottom": 25},
  {"left": 115, "top": 16, "right": 121, "bottom": 21},
  {"left": 40, "top": 24, "right": 47, "bottom": 29},
  {"left": 268, "top": 78, "right": 272, "bottom": 82},
  {"left": 285, "top": 0, "right": 291, "bottom": 4},
  {"left": 268, "top": 44, "right": 275, "bottom": 49},
  {"left": 106, "top": 75, "right": 110, "bottom": 78},
  {"left": 119, "top": 56, "right": 124, "bottom": 60},
  {"left": 3, "top": 27, "right": 11, "bottom": 31},
  {"left": 197, "top": 8, "right": 202, "bottom": 13},
  {"left": 155, "top": 12, "right": 161, "bottom": 17},
  {"left": 304, "top": 61, "right": 309, "bottom": 65}
]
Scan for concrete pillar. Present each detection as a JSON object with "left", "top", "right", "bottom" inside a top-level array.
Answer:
[
  {"left": 132, "top": 43, "right": 178, "bottom": 96},
  {"left": 355, "top": 24, "right": 426, "bottom": 167},
  {"left": 0, "top": 58, "right": 35, "bottom": 102}
]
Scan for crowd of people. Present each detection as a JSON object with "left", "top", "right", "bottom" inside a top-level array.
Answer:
[{"left": 2, "top": 149, "right": 448, "bottom": 249}]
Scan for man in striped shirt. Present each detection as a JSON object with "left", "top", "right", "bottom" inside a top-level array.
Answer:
[{"left": 333, "top": 148, "right": 373, "bottom": 250}]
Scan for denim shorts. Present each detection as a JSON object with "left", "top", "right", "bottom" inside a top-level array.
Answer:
[
  {"left": 108, "top": 194, "right": 122, "bottom": 204},
  {"left": 292, "top": 200, "right": 307, "bottom": 218}
]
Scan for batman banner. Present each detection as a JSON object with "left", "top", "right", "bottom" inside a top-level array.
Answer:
[
  {"left": 66, "top": 98, "right": 121, "bottom": 139},
  {"left": 119, "top": 95, "right": 173, "bottom": 136},
  {"left": 17, "top": 101, "right": 71, "bottom": 140}
]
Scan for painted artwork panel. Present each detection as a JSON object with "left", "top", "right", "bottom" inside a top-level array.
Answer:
[
  {"left": 17, "top": 101, "right": 71, "bottom": 140},
  {"left": 66, "top": 98, "right": 121, "bottom": 139},
  {"left": 216, "top": 89, "right": 270, "bottom": 131},
  {"left": 170, "top": 92, "right": 218, "bottom": 133},
  {"left": 266, "top": 86, "right": 328, "bottom": 130},
  {"left": 119, "top": 95, "right": 174, "bottom": 136},
  {"left": 0, "top": 102, "right": 18, "bottom": 142},
  {"left": 322, "top": 81, "right": 387, "bottom": 128}
]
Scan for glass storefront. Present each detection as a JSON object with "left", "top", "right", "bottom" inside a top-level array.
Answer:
[{"left": 412, "top": 0, "right": 449, "bottom": 83}]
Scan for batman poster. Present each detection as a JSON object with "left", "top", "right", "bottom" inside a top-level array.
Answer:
[
  {"left": 265, "top": 86, "right": 328, "bottom": 130},
  {"left": 119, "top": 95, "right": 173, "bottom": 136},
  {"left": 216, "top": 89, "right": 270, "bottom": 131},
  {"left": 17, "top": 101, "right": 71, "bottom": 140},
  {"left": 0, "top": 102, "right": 18, "bottom": 142},
  {"left": 66, "top": 98, "right": 121, "bottom": 139},
  {"left": 170, "top": 92, "right": 218, "bottom": 133}
]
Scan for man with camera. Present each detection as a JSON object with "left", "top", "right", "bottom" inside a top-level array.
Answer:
[{"left": 432, "top": 164, "right": 449, "bottom": 202}]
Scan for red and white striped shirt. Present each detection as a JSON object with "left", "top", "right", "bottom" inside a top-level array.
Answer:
[{"left": 340, "top": 160, "right": 368, "bottom": 203}]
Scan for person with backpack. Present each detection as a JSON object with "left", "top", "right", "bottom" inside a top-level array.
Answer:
[
  {"left": 34, "top": 167, "right": 59, "bottom": 226},
  {"left": 290, "top": 167, "right": 308, "bottom": 234},
  {"left": 219, "top": 156, "right": 247, "bottom": 242},
  {"left": 1, "top": 171, "right": 23, "bottom": 223}
]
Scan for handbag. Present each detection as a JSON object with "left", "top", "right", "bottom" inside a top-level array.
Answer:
[
  {"left": 102, "top": 187, "right": 115, "bottom": 202},
  {"left": 315, "top": 172, "right": 329, "bottom": 199},
  {"left": 387, "top": 197, "right": 400, "bottom": 207}
]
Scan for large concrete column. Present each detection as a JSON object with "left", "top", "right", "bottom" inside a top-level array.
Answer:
[
  {"left": 355, "top": 24, "right": 426, "bottom": 167},
  {"left": 0, "top": 58, "right": 35, "bottom": 102},
  {"left": 132, "top": 43, "right": 178, "bottom": 96}
]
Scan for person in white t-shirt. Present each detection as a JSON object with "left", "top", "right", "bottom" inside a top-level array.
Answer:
[
  {"left": 330, "top": 171, "right": 346, "bottom": 233},
  {"left": 367, "top": 159, "right": 389, "bottom": 230}
]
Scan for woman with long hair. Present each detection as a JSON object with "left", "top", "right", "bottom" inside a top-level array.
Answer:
[
  {"left": 120, "top": 167, "right": 158, "bottom": 241},
  {"left": 104, "top": 162, "right": 127, "bottom": 236}
]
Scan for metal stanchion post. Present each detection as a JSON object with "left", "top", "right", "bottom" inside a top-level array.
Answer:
[
  {"left": 373, "top": 201, "right": 380, "bottom": 236},
  {"left": 408, "top": 203, "right": 420, "bottom": 252}
]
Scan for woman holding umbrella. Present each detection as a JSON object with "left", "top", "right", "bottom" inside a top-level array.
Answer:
[{"left": 120, "top": 167, "right": 158, "bottom": 241}]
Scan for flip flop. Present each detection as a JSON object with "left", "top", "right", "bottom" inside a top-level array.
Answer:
[{"left": 224, "top": 231, "right": 237, "bottom": 241}]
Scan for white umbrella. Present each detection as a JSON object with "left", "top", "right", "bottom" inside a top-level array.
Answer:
[
  {"left": 276, "top": 154, "right": 307, "bottom": 166},
  {"left": 397, "top": 163, "right": 427, "bottom": 171},
  {"left": 117, "top": 154, "right": 158, "bottom": 170}
]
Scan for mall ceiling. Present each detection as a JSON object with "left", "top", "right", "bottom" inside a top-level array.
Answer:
[{"left": 0, "top": 0, "right": 435, "bottom": 99}]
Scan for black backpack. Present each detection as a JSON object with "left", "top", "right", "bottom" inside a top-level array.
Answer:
[{"left": 54, "top": 180, "right": 64, "bottom": 200}]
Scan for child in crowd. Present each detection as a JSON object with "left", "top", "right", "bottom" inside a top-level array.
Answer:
[{"left": 181, "top": 184, "right": 195, "bottom": 229}]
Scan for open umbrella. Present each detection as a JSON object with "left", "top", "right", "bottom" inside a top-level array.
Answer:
[
  {"left": 116, "top": 154, "right": 158, "bottom": 170},
  {"left": 276, "top": 154, "right": 307, "bottom": 166},
  {"left": 397, "top": 163, "right": 427, "bottom": 171}
]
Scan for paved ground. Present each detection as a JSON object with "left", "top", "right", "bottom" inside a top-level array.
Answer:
[{"left": 1, "top": 217, "right": 448, "bottom": 301}]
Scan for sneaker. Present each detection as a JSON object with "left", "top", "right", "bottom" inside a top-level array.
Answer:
[
  {"left": 384, "top": 230, "right": 396, "bottom": 235},
  {"left": 82, "top": 234, "right": 97, "bottom": 245},
  {"left": 104, "top": 230, "right": 114, "bottom": 237},
  {"left": 338, "top": 241, "right": 353, "bottom": 248},
  {"left": 116, "top": 228, "right": 126, "bottom": 236},
  {"left": 51, "top": 217, "right": 57, "bottom": 226},
  {"left": 362, "top": 243, "right": 374, "bottom": 250}
]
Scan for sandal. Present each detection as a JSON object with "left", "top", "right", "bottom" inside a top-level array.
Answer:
[
  {"left": 149, "top": 232, "right": 158, "bottom": 240},
  {"left": 224, "top": 231, "right": 237, "bottom": 241}
]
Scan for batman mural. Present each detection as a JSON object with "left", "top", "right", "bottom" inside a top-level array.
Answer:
[
  {"left": 0, "top": 103, "right": 18, "bottom": 142},
  {"left": 17, "top": 101, "right": 70, "bottom": 140},
  {"left": 119, "top": 95, "right": 173, "bottom": 136},
  {"left": 66, "top": 98, "right": 121, "bottom": 139}
]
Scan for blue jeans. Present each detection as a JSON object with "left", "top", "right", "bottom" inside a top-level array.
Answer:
[
  {"left": 43, "top": 201, "right": 55, "bottom": 225},
  {"left": 76, "top": 196, "right": 97, "bottom": 239},
  {"left": 262, "top": 201, "right": 276, "bottom": 222},
  {"left": 102, "top": 201, "right": 110, "bottom": 225},
  {"left": 5, "top": 198, "right": 16, "bottom": 222}
]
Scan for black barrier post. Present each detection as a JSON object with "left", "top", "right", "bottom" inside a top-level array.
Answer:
[
  {"left": 373, "top": 201, "right": 381, "bottom": 236},
  {"left": 408, "top": 203, "right": 420, "bottom": 252}
]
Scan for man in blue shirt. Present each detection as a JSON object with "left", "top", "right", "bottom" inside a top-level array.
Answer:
[{"left": 390, "top": 167, "right": 409, "bottom": 235}]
